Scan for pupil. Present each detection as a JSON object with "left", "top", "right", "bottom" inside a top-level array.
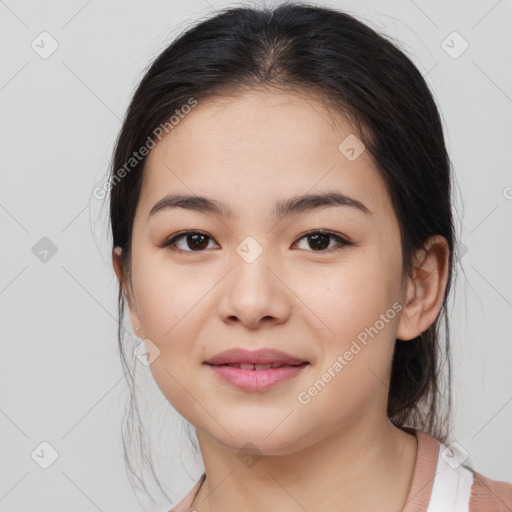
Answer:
[
  {"left": 309, "top": 234, "right": 329, "bottom": 250},
  {"left": 188, "top": 234, "right": 209, "bottom": 250}
]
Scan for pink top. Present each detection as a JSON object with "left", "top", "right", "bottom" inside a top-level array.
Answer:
[{"left": 169, "top": 429, "right": 512, "bottom": 511}]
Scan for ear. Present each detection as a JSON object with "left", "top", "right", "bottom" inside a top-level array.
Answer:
[
  {"left": 396, "top": 235, "right": 450, "bottom": 341},
  {"left": 112, "top": 247, "right": 143, "bottom": 337}
]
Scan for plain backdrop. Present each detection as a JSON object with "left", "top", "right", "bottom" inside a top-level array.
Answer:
[{"left": 1, "top": 0, "right": 511, "bottom": 510}]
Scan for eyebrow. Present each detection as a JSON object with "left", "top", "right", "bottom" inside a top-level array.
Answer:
[{"left": 148, "top": 191, "right": 371, "bottom": 220}]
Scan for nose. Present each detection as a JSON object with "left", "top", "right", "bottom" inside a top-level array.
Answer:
[{"left": 216, "top": 248, "right": 292, "bottom": 330}]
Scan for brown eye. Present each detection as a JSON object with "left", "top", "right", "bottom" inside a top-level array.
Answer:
[
  {"left": 294, "top": 230, "right": 351, "bottom": 252},
  {"left": 161, "top": 231, "right": 218, "bottom": 252}
]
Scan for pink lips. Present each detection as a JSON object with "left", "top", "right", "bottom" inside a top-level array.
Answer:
[{"left": 204, "top": 348, "right": 309, "bottom": 391}]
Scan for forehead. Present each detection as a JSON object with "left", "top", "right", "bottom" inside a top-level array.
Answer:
[{"left": 137, "top": 89, "right": 390, "bottom": 220}]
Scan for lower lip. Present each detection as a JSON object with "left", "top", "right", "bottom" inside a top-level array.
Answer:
[{"left": 206, "top": 363, "right": 309, "bottom": 391}]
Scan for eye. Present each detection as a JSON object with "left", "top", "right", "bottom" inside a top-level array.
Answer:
[
  {"left": 293, "top": 230, "right": 352, "bottom": 252},
  {"left": 160, "top": 231, "right": 219, "bottom": 252},
  {"left": 159, "top": 229, "right": 351, "bottom": 253}
]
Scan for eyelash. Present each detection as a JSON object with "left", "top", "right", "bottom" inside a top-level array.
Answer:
[{"left": 159, "top": 229, "right": 352, "bottom": 254}]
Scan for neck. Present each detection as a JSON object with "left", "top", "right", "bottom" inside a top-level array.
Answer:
[{"left": 191, "top": 420, "right": 417, "bottom": 512}]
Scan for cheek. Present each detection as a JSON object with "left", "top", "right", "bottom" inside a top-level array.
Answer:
[
  {"left": 293, "top": 260, "right": 401, "bottom": 422},
  {"left": 131, "top": 256, "right": 208, "bottom": 345},
  {"left": 301, "top": 251, "right": 403, "bottom": 397},
  {"left": 131, "top": 263, "right": 209, "bottom": 419},
  {"left": 305, "top": 253, "right": 401, "bottom": 335}
]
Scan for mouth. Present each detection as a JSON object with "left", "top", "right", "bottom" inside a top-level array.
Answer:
[{"left": 203, "top": 348, "right": 310, "bottom": 390}]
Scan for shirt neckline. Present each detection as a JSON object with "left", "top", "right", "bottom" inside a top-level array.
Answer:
[{"left": 402, "top": 428, "right": 441, "bottom": 512}]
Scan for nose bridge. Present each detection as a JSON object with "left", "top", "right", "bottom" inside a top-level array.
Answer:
[
  {"left": 230, "top": 234, "right": 278, "bottom": 294},
  {"left": 217, "top": 235, "right": 290, "bottom": 327},
  {"left": 235, "top": 234, "right": 267, "bottom": 266}
]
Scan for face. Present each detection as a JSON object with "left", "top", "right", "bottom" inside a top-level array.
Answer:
[{"left": 120, "top": 89, "right": 410, "bottom": 455}]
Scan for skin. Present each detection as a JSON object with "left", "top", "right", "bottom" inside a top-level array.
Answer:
[{"left": 113, "top": 89, "right": 450, "bottom": 512}]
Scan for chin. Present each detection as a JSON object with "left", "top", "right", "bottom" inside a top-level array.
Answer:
[{"left": 201, "top": 423, "right": 310, "bottom": 456}]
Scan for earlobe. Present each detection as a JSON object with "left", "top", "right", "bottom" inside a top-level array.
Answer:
[
  {"left": 112, "top": 246, "right": 144, "bottom": 338},
  {"left": 396, "top": 235, "right": 450, "bottom": 341},
  {"left": 112, "top": 247, "right": 123, "bottom": 282},
  {"left": 128, "top": 308, "right": 143, "bottom": 339}
]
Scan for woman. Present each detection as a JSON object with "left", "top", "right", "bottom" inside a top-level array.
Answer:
[{"left": 107, "top": 3, "right": 512, "bottom": 510}]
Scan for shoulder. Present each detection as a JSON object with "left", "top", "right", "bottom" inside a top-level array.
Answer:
[
  {"left": 405, "top": 429, "right": 512, "bottom": 512},
  {"left": 469, "top": 469, "right": 512, "bottom": 512},
  {"left": 168, "top": 473, "right": 205, "bottom": 512}
]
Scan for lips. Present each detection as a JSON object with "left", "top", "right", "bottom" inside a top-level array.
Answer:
[{"left": 204, "top": 347, "right": 308, "bottom": 367}]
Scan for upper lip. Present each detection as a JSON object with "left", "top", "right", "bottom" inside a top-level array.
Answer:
[{"left": 204, "top": 348, "right": 309, "bottom": 366}]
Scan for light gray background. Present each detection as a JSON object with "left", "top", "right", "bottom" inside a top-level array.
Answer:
[{"left": 1, "top": 0, "right": 511, "bottom": 510}]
